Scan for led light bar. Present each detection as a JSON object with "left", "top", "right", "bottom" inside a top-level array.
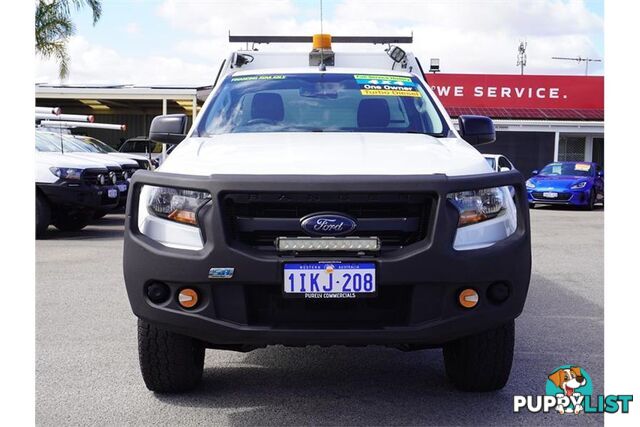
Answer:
[{"left": 276, "top": 237, "right": 380, "bottom": 252}]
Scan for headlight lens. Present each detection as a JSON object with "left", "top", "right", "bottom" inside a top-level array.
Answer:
[
  {"left": 571, "top": 181, "right": 588, "bottom": 189},
  {"left": 50, "top": 167, "right": 83, "bottom": 180},
  {"left": 147, "top": 186, "right": 211, "bottom": 226},
  {"left": 447, "top": 187, "right": 504, "bottom": 227},
  {"left": 525, "top": 179, "right": 535, "bottom": 189}
]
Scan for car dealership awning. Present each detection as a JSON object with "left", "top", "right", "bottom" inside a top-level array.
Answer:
[{"left": 426, "top": 73, "right": 604, "bottom": 123}]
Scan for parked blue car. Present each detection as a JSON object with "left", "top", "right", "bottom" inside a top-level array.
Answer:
[{"left": 526, "top": 161, "right": 604, "bottom": 210}]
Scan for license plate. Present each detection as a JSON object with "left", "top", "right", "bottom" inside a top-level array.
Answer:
[
  {"left": 284, "top": 262, "right": 376, "bottom": 298},
  {"left": 117, "top": 183, "right": 128, "bottom": 192},
  {"left": 107, "top": 188, "right": 118, "bottom": 198},
  {"left": 543, "top": 192, "right": 558, "bottom": 198}
]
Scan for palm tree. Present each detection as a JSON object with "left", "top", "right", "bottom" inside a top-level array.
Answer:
[{"left": 35, "top": 0, "right": 102, "bottom": 80}]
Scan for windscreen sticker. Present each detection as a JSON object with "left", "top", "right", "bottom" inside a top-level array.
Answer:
[
  {"left": 353, "top": 74, "right": 420, "bottom": 97},
  {"left": 575, "top": 163, "right": 592, "bottom": 171},
  {"left": 230, "top": 75, "right": 287, "bottom": 82}
]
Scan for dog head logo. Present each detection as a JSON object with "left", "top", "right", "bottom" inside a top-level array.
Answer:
[
  {"left": 548, "top": 367, "right": 587, "bottom": 396},
  {"left": 545, "top": 366, "right": 592, "bottom": 414}
]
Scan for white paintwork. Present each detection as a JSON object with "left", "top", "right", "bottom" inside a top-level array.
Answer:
[
  {"left": 160, "top": 133, "right": 492, "bottom": 176},
  {"left": 107, "top": 152, "right": 152, "bottom": 165},
  {"left": 64, "top": 152, "right": 136, "bottom": 168},
  {"left": 35, "top": 152, "right": 109, "bottom": 184}
]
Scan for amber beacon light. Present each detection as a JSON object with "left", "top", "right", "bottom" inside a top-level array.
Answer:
[{"left": 312, "top": 33, "right": 332, "bottom": 50}]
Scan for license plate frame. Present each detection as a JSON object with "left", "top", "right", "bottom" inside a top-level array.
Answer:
[
  {"left": 543, "top": 192, "right": 558, "bottom": 198},
  {"left": 283, "top": 262, "right": 377, "bottom": 299}
]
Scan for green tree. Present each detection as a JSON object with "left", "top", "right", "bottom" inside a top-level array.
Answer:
[{"left": 35, "top": 0, "right": 102, "bottom": 79}]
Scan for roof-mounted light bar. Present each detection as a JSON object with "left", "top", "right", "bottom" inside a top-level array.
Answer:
[{"left": 228, "top": 33, "right": 413, "bottom": 45}]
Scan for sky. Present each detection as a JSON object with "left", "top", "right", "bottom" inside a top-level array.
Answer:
[{"left": 34, "top": 0, "right": 605, "bottom": 86}]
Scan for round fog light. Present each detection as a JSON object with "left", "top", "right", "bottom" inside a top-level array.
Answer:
[
  {"left": 146, "top": 282, "right": 170, "bottom": 304},
  {"left": 458, "top": 288, "right": 479, "bottom": 309},
  {"left": 178, "top": 288, "right": 199, "bottom": 309},
  {"left": 487, "top": 282, "right": 510, "bottom": 303}
]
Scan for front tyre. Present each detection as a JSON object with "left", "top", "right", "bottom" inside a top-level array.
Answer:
[
  {"left": 36, "top": 193, "right": 51, "bottom": 238},
  {"left": 585, "top": 189, "right": 596, "bottom": 211},
  {"left": 443, "top": 321, "right": 514, "bottom": 391},
  {"left": 52, "top": 211, "right": 93, "bottom": 231},
  {"left": 138, "top": 319, "right": 205, "bottom": 393}
]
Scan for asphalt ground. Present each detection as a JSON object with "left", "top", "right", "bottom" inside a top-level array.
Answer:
[{"left": 36, "top": 205, "right": 604, "bottom": 426}]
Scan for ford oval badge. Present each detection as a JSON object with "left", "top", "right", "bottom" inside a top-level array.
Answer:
[{"left": 300, "top": 213, "right": 357, "bottom": 236}]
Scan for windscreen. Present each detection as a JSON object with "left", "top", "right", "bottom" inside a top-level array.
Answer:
[
  {"left": 35, "top": 132, "right": 61, "bottom": 152},
  {"left": 540, "top": 162, "right": 595, "bottom": 177},
  {"left": 80, "top": 136, "right": 117, "bottom": 153},
  {"left": 197, "top": 73, "right": 447, "bottom": 136},
  {"left": 36, "top": 132, "right": 96, "bottom": 153}
]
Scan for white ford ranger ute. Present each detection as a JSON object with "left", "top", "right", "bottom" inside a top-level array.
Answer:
[{"left": 123, "top": 35, "right": 531, "bottom": 393}]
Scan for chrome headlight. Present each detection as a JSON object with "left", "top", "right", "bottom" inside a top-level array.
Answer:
[
  {"left": 448, "top": 186, "right": 517, "bottom": 251},
  {"left": 525, "top": 179, "right": 535, "bottom": 189},
  {"left": 147, "top": 186, "right": 211, "bottom": 226},
  {"left": 571, "top": 181, "right": 588, "bottom": 189},
  {"left": 50, "top": 167, "right": 83, "bottom": 180},
  {"left": 447, "top": 187, "right": 505, "bottom": 227},
  {"left": 137, "top": 185, "right": 211, "bottom": 250}
]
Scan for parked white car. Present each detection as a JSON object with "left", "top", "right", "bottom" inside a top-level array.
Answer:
[
  {"left": 35, "top": 133, "right": 121, "bottom": 236},
  {"left": 37, "top": 131, "right": 139, "bottom": 210},
  {"left": 483, "top": 154, "right": 515, "bottom": 172},
  {"left": 73, "top": 135, "right": 155, "bottom": 170}
]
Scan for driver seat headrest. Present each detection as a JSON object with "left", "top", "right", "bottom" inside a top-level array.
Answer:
[
  {"left": 251, "top": 93, "right": 284, "bottom": 122},
  {"left": 357, "top": 98, "right": 390, "bottom": 128}
]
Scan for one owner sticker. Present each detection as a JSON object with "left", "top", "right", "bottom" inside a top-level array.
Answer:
[{"left": 354, "top": 74, "right": 421, "bottom": 97}]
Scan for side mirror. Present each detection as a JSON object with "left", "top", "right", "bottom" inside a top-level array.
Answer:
[
  {"left": 149, "top": 114, "right": 188, "bottom": 145},
  {"left": 458, "top": 115, "right": 495, "bottom": 146},
  {"left": 531, "top": 170, "right": 539, "bottom": 175},
  {"left": 499, "top": 166, "right": 510, "bottom": 172}
]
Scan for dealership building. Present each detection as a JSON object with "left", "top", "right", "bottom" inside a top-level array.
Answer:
[
  {"left": 36, "top": 73, "right": 603, "bottom": 174},
  {"left": 427, "top": 73, "right": 604, "bottom": 174}
]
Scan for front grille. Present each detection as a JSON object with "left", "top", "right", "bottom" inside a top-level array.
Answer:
[
  {"left": 244, "top": 285, "right": 412, "bottom": 329},
  {"left": 81, "top": 168, "right": 108, "bottom": 186},
  {"left": 532, "top": 191, "right": 572, "bottom": 201},
  {"left": 221, "top": 192, "right": 434, "bottom": 252},
  {"left": 121, "top": 164, "right": 140, "bottom": 181}
]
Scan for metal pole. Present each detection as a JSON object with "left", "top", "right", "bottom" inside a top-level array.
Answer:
[
  {"left": 161, "top": 99, "right": 168, "bottom": 162},
  {"left": 192, "top": 96, "right": 197, "bottom": 124}
]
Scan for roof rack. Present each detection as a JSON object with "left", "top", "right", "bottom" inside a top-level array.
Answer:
[{"left": 228, "top": 33, "right": 413, "bottom": 45}]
